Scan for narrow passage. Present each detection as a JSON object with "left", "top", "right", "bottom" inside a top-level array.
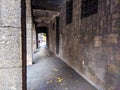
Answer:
[{"left": 27, "top": 47, "right": 97, "bottom": 90}]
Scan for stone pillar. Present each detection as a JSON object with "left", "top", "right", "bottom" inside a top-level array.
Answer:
[
  {"left": 32, "top": 24, "right": 37, "bottom": 53},
  {"left": 26, "top": 0, "right": 33, "bottom": 65},
  {"left": 0, "top": 0, "right": 24, "bottom": 89}
]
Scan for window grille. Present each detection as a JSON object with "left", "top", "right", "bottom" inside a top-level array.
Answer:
[
  {"left": 81, "top": 0, "right": 98, "bottom": 18},
  {"left": 66, "top": 0, "right": 73, "bottom": 24}
]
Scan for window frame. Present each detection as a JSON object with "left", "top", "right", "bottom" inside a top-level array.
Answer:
[
  {"left": 81, "top": 0, "right": 98, "bottom": 18},
  {"left": 66, "top": 0, "right": 73, "bottom": 25}
]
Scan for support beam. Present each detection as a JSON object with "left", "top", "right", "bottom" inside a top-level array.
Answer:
[
  {"left": 26, "top": 0, "right": 33, "bottom": 65},
  {"left": 32, "top": 1, "right": 60, "bottom": 12},
  {"left": 32, "top": 24, "right": 37, "bottom": 53}
]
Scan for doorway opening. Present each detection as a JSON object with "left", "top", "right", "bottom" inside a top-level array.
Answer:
[
  {"left": 36, "top": 27, "right": 48, "bottom": 48},
  {"left": 56, "top": 16, "right": 60, "bottom": 54},
  {"left": 38, "top": 33, "right": 47, "bottom": 48}
]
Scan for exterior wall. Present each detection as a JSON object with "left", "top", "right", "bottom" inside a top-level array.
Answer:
[
  {"left": 49, "top": 0, "right": 120, "bottom": 90},
  {"left": 26, "top": 0, "right": 33, "bottom": 65},
  {"left": 0, "top": 0, "right": 25, "bottom": 89}
]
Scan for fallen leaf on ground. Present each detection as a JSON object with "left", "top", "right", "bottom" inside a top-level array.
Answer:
[
  {"left": 56, "top": 77, "right": 63, "bottom": 83},
  {"left": 52, "top": 68, "right": 58, "bottom": 72}
]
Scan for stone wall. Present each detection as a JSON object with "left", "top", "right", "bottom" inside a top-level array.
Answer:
[
  {"left": 49, "top": 0, "right": 120, "bottom": 90},
  {"left": 49, "top": 18, "right": 57, "bottom": 53},
  {"left": 0, "top": 0, "right": 25, "bottom": 89}
]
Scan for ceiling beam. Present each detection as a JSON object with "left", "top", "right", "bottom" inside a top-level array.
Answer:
[
  {"left": 32, "top": 5, "right": 60, "bottom": 11},
  {"left": 32, "top": 0, "right": 61, "bottom": 11}
]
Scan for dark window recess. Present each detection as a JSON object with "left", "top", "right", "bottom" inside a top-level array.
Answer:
[
  {"left": 81, "top": 0, "right": 98, "bottom": 18},
  {"left": 66, "top": 0, "right": 73, "bottom": 25},
  {"left": 56, "top": 16, "right": 60, "bottom": 54}
]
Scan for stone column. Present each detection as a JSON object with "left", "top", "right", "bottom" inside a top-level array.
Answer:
[
  {"left": 26, "top": 0, "right": 33, "bottom": 65},
  {"left": 0, "top": 0, "right": 24, "bottom": 89},
  {"left": 32, "top": 24, "right": 37, "bottom": 53}
]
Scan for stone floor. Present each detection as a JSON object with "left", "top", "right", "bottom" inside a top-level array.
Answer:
[{"left": 27, "top": 47, "right": 97, "bottom": 90}]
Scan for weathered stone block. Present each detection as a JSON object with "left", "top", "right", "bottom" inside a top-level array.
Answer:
[
  {"left": 105, "top": 33, "right": 119, "bottom": 45},
  {"left": 26, "top": 23, "right": 32, "bottom": 31},
  {"left": 26, "top": 4, "right": 32, "bottom": 17},
  {"left": 0, "top": 0, "right": 21, "bottom": 27},
  {"left": 111, "top": 0, "right": 120, "bottom": 13},
  {"left": 26, "top": 24, "right": 33, "bottom": 65},
  {"left": 0, "top": 27, "right": 22, "bottom": 67},
  {"left": 112, "top": 19, "right": 120, "bottom": 32},
  {"left": 49, "top": 0, "right": 120, "bottom": 90},
  {"left": 94, "top": 36, "right": 103, "bottom": 47},
  {"left": 108, "top": 64, "right": 120, "bottom": 76},
  {"left": 26, "top": 17, "right": 32, "bottom": 24},
  {"left": 26, "top": 0, "right": 31, "bottom": 4},
  {"left": 0, "top": 68, "right": 22, "bottom": 90}
]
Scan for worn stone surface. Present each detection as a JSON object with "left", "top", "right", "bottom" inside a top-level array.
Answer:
[
  {"left": 0, "top": 68, "right": 22, "bottom": 90},
  {"left": 49, "top": 0, "right": 120, "bottom": 90},
  {"left": 26, "top": 0, "right": 33, "bottom": 65},
  {"left": 49, "top": 19, "right": 57, "bottom": 54},
  {"left": 0, "top": 0, "right": 21, "bottom": 27},
  {"left": 26, "top": 4, "right": 32, "bottom": 18},
  {"left": 26, "top": 0, "right": 31, "bottom": 4},
  {"left": 0, "top": 27, "right": 22, "bottom": 67},
  {"left": 0, "top": 0, "right": 23, "bottom": 89},
  {"left": 27, "top": 25, "right": 33, "bottom": 65},
  {"left": 27, "top": 47, "right": 97, "bottom": 90}
]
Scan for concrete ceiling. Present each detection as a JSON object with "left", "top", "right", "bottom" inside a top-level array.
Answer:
[
  {"left": 32, "top": 0, "right": 65, "bottom": 26},
  {"left": 33, "top": 10, "right": 58, "bottom": 24},
  {"left": 32, "top": 0, "right": 65, "bottom": 11}
]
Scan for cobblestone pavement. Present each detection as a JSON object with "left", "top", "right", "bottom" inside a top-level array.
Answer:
[{"left": 27, "top": 47, "right": 97, "bottom": 90}]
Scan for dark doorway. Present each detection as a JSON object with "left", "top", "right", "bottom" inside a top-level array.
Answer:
[
  {"left": 21, "top": 0, "right": 26, "bottom": 90},
  {"left": 56, "top": 16, "right": 60, "bottom": 54}
]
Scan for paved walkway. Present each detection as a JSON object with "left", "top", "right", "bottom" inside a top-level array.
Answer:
[{"left": 27, "top": 47, "right": 97, "bottom": 90}]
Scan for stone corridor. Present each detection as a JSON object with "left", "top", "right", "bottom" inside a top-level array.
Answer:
[
  {"left": 27, "top": 47, "right": 97, "bottom": 90},
  {"left": 0, "top": 0, "right": 120, "bottom": 90}
]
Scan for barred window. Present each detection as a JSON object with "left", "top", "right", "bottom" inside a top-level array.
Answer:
[
  {"left": 66, "top": 0, "right": 73, "bottom": 25},
  {"left": 81, "top": 0, "right": 98, "bottom": 18}
]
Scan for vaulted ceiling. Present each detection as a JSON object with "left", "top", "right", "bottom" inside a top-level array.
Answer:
[{"left": 32, "top": 0, "right": 66, "bottom": 26}]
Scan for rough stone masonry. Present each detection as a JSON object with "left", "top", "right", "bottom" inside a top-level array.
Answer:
[
  {"left": 49, "top": 0, "right": 120, "bottom": 90},
  {"left": 0, "top": 0, "right": 23, "bottom": 89}
]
